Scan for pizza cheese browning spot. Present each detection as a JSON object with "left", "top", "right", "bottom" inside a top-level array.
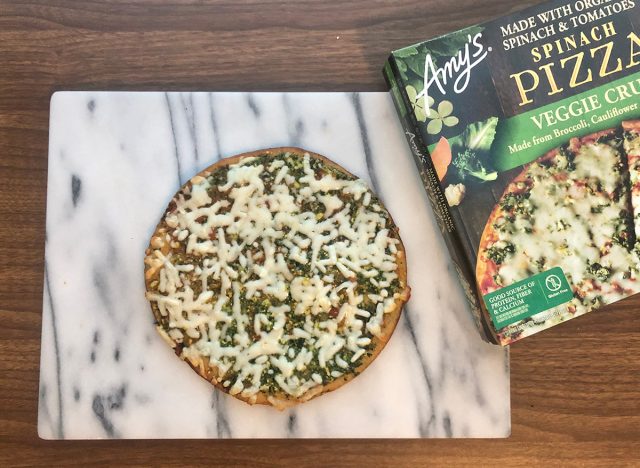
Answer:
[
  {"left": 477, "top": 125, "right": 640, "bottom": 345},
  {"left": 144, "top": 148, "right": 410, "bottom": 409}
]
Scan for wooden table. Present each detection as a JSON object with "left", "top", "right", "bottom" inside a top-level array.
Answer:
[{"left": 1, "top": 0, "right": 638, "bottom": 465}]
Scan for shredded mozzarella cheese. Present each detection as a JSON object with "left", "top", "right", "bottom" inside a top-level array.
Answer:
[{"left": 145, "top": 152, "right": 405, "bottom": 399}]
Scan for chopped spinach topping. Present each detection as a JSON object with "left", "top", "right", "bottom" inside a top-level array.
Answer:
[
  {"left": 499, "top": 192, "right": 531, "bottom": 215},
  {"left": 587, "top": 262, "right": 612, "bottom": 282},
  {"left": 558, "top": 145, "right": 576, "bottom": 171},
  {"left": 486, "top": 242, "right": 515, "bottom": 265}
]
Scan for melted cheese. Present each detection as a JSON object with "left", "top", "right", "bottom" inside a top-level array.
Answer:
[
  {"left": 487, "top": 138, "right": 640, "bottom": 334},
  {"left": 146, "top": 152, "right": 404, "bottom": 400},
  {"left": 624, "top": 129, "right": 640, "bottom": 238}
]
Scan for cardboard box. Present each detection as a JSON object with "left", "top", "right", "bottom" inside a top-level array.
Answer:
[{"left": 384, "top": 0, "right": 640, "bottom": 344}]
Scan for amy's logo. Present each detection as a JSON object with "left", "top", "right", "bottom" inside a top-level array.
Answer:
[{"left": 417, "top": 32, "right": 491, "bottom": 112}]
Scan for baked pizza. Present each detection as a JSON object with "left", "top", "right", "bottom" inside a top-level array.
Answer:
[
  {"left": 144, "top": 147, "right": 410, "bottom": 409},
  {"left": 624, "top": 120, "right": 640, "bottom": 239},
  {"left": 477, "top": 125, "right": 640, "bottom": 344}
]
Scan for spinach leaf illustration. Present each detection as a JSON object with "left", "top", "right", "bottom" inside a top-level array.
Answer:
[{"left": 449, "top": 117, "right": 499, "bottom": 182}]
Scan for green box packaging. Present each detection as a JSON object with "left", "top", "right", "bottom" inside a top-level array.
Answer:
[{"left": 384, "top": 0, "right": 640, "bottom": 345}]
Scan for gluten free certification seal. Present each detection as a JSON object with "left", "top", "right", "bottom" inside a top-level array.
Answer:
[{"left": 483, "top": 267, "right": 573, "bottom": 328}]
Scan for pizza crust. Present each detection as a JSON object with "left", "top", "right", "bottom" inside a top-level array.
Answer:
[{"left": 145, "top": 147, "right": 410, "bottom": 409}]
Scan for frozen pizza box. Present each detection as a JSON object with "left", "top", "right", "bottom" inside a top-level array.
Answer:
[{"left": 384, "top": 0, "right": 640, "bottom": 345}]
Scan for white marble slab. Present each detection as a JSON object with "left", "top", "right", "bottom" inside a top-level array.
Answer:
[{"left": 38, "top": 91, "right": 510, "bottom": 439}]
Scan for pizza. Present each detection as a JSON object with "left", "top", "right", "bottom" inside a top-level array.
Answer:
[
  {"left": 623, "top": 120, "right": 640, "bottom": 239},
  {"left": 144, "top": 147, "right": 410, "bottom": 409},
  {"left": 477, "top": 124, "right": 640, "bottom": 344}
]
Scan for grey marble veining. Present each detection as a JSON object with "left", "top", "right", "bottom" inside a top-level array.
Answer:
[{"left": 38, "top": 91, "right": 510, "bottom": 439}]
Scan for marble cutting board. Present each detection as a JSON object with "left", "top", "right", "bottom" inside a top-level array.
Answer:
[{"left": 38, "top": 91, "right": 510, "bottom": 439}]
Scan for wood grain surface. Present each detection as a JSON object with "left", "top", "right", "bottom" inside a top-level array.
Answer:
[{"left": 1, "top": 0, "right": 638, "bottom": 466}]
